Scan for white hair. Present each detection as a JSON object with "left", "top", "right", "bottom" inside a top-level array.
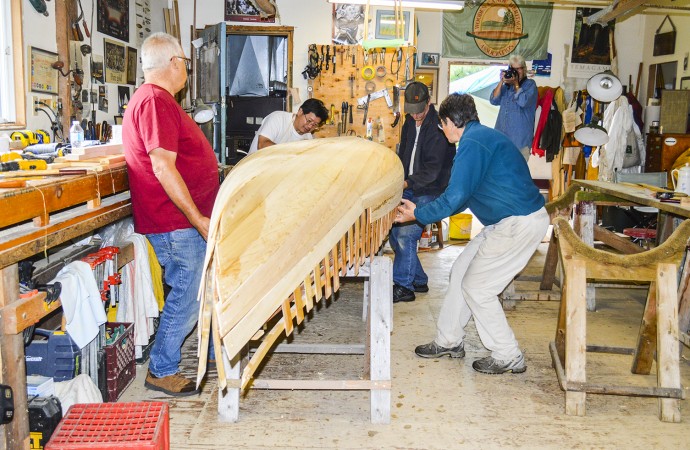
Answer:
[
  {"left": 508, "top": 54, "right": 527, "bottom": 70},
  {"left": 141, "top": 32, "right": 184, "bottom": 72}
]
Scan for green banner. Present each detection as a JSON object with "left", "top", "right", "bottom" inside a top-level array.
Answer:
[{"left": 443, "top": 0, "right": 553, "bottom": 60}]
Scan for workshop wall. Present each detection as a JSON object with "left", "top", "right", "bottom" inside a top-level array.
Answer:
[{"left": 21, "top": 0, "right": 167, "bottom": 133}]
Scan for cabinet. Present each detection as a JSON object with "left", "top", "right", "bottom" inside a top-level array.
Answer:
[
  {"left": 194, "top": 24, "right": 294, "bottom": 164},
  {"left": 645, "top": 133, "right": 690, "bottom": 185}
]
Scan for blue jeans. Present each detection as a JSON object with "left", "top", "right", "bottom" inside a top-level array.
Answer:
[
  {"left": 389, "top": 191, "right": 436, "bottom": 291},
  {"left": 147, "top": 228, "right": 206, "bottom": 377}
]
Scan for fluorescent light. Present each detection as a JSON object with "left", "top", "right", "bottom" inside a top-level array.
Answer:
[{"left": 328, "top": 0, "right": 464, "bottom": 10}]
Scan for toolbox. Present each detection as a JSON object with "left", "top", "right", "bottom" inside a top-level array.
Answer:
[
  {"left": 25, "top": 329, "right": 80, "bottom": 382},
  {"left": 29, "top": 396, "right": 62, "bottom": 450}
]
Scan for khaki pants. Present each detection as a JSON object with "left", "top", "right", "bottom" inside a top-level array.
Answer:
[{"left": 435, "top": 207, "right": 549, "bottom": 361}]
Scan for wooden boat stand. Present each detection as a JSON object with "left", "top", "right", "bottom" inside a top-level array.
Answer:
[
  {"left": 216, "top": 256, "right": 393, "bottom": 424},
  {"left": 550, "top": 217, "right": 690, "bottom": 422}
]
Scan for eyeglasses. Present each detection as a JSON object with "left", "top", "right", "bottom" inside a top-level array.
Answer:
[
  {"left": 170, "top": 55, "right": 192, "bottom": 71},
  {"left": 302, "top": 114, "right": 322, "bottom": 129}
]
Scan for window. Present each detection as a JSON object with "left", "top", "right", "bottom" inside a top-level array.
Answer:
[{"left": 0, "top": 0, "right": 26, "bottom": 128}]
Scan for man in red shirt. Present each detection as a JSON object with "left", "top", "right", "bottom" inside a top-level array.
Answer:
[{"left": 123, "top": 32, "right": 219, "bottom": 396}]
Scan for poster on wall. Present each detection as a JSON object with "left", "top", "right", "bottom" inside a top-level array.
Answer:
[
  {"left": 225, "top": 0, "right": 276, "bottom": 23},
  {"left": 568, "top": 7, "right": 611, "bottom": 78},
  {"left": 92, "top": 55, "right": 105, "bottom": 84},
  {"left": 99, "top": 85, "right": 109, "bottom": 112},
  {"left": 98, "top": 0, "right": 130, "bottom": 42},
  {"left": 118, "top": 86, "right": 130, "bottom": 114},
  {"left": 126, "top": 47, "right": 137, "bottom": 85},
  {"left": 104, "top": 39, "right": 127, "bottom": 84},
  {"left": 135, "top": 0, "right": 151, "bottom": 46},
  {"left": 29, "top": 47, "right": 59, "bottom": 94},
  {"left": 332, "top": 4, "right": 364, "bottom": 45}
]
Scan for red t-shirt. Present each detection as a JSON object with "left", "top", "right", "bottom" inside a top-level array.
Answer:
[{"left": 123, "top": 84, "right": 219, "bottom": 234}]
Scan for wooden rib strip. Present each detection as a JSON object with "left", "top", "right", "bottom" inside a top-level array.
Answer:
[
  {"left": 240, "top": 318, "right": 286, "bottom": 389},
  {"left": 294, "top": 286, "right": 305, "bottom": 324},
  {"left": 354, "top": 218, "right": 361, "bottom": 275},
  {"left": 332, "top": 244, "right": 340, "bottom": 293},
  {"left": 339, "top": 235, "right": 347, "bottom": 276},
  {"left": 346, "top": 226, "right": 353, "bottom": 268},
  {"left": 282, "top": 297, "right": 294, "bottom": 336},
  {"left": 314, "top": 263, "right": 323, "bottom": 302},
  {"left": 304, "top": 274, "right": 315, "bottom": 312},
  {"left": 323, "top": 254, "right": 333, "bottom": 298}
]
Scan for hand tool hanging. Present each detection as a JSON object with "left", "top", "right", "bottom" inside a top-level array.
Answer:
[
  {"left": 325, "top": 45, "right": 330, "bottom": 71},
  {"left": 69, "top": 0, "right": 84, "bottom": 41},
  {"left": 302, "top": 44, "right": 321, "bottom": 80},
  {"left": 360, "top": 94, "right": 371, "bottom": 126},
  {"left": 391, "top": 86, "right": 401, "bottom": 128},
  {"left": 341, "top": 102, "right": 349, "bottom": 135}
]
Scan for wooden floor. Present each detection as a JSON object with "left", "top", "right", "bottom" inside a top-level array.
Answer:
[{"left": 120, "top": 241, "right": 690, "bottom": 449}]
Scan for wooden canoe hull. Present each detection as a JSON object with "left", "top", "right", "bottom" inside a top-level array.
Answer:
[{"left": 197, "top": 137, "right": 403, "bottom": 388}]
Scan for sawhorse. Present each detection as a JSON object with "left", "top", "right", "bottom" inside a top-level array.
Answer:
[{"left": 216, "top": 256, "right": 393, "bottom": 424}]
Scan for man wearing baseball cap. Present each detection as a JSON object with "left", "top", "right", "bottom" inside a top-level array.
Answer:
[{"left": 390, "top": 81, "right": 456, "bottom": 303}]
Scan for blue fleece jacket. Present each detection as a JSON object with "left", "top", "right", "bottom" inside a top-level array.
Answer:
[{"left": 415, "top": 121, "right": 544, "bottom": 226}]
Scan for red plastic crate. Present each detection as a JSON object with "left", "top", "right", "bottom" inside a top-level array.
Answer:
[
  {"left": 45, "top": 402, "right": 169, "bottom": 450},
  {"left": 105, "top": 322, "right": 135, "bottom": 402}
]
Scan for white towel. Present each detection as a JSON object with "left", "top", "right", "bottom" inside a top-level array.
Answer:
[
  {"left": 51, "top": 261, "right": 107, "bottom": 349},
  {"left": 116, "top": 234, "right": 159, "bottom": 347}
]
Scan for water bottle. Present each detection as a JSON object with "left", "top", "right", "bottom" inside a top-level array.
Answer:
[{"left": 70, "top": 121, "right": 84, "bottom": 149}]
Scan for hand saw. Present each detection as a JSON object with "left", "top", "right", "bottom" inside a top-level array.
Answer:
[{"left": 357, "top": 89, "right": 392, "bottom": 108}]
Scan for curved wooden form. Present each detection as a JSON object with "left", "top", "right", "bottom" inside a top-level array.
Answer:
[
  {"left": 552, "top": 216, "right": 690, "bottom": 422},
  {"left": 196, "top": 137, "right": 403, "bottom": 389}
]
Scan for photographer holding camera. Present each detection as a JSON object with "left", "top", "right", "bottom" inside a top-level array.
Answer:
[{"left": 489, "top": 55, "right": 538, "bottom": 161}]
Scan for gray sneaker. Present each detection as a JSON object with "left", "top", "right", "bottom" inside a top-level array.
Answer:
[
  {"left": 472, "top": 353, "right": 526, "bottom": 374},
  {"left": 415, "top": 341, "right": 465, "bottom": 358}
]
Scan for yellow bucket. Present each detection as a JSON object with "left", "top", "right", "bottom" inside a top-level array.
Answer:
[{"left": 449, "top": 213, "right": 472, "bottom": 240}]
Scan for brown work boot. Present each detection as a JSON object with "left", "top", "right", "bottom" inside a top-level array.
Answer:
[{"left": 144, "top": 371, "right": 200, "bottom": 397}]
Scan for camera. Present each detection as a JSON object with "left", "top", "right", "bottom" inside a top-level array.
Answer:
[{"left": 503, "top": 67, "right": 519, "bottom": 80}]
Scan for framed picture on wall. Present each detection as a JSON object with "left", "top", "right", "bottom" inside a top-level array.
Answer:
[
  {"left": 104, "top": 38, "right": 127, "bottom": 84},
  {"left": 126, "top": 47, "right": 137, "bottom": 85},
  {"left": 681, "top": 77, "right": 690, "bottom": 90},
  {"left": 29, "top": 47, "right": 59, "bottom": 94},
  {"left": 97, "top": 0, "right": 130, "bottom": 42},
  {"left": 420, "top": 52, "right": 439, "bottom": 67},
  {"left": 375, "top": 10, "right": 410, "bottom": 40},
  {"left": 414, "top": 68, "right": 438, "bottom": 104}
]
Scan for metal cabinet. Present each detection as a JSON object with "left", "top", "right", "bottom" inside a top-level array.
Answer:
[{"left": 194, "top": 24, "right": 294, "bottom": 164}]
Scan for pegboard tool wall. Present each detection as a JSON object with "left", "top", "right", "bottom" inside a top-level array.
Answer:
[{"left": 310, "top": 44, "right": 416, "bottom": 151}]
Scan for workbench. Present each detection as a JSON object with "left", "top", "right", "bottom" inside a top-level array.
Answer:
[{"left": 0, "top": 167, "right": 131, "bottom": 449}]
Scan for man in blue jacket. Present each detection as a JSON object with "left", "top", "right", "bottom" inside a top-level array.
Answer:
[
  {"left": 395, "top": 93, "right": 548, "bottom": 374},
  {"left": 390, "top": 82, "right": 456, "bottom": 303}
]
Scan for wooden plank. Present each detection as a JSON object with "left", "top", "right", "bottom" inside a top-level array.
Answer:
[
  {"left": 0, "top": 196, "right": 131, "bottom": 269},
  {"left": 564, "top": 258, "right": 587, "bottom": 416},
  {"left": 0, "top": 265, "right": 29, "bottom": 450},
  {"left": 0, "top": 167, "right": 128, "bottom": 229},
  {"left": 217, "top": 351, "right": 241, "bottom": 423},
  {"left": 574, "top": 200, "right": 596, "bottom": 311},
  {"left": 655, "top": 263, "right": 682, "bottom": 422},
  {"left": 631, "top": 282, "right": 657, "bottom": 375},
  {"left": 369, "top": 256, "right": 391, "bottom": 424},
  {"left": 303, "top": 274, "right": 314, "bottom": 312},
  {"left": 593, "top": 224, "right": 644, "bottom": 255},
  {"left": 677, "top": 248, "right": 690, "bottom": 336},
  {"left": 293, "top": 286, "right": 305, "bottom": 324},
  {"left": 248, "top": 379, "right": 391, "bottom": 390}
]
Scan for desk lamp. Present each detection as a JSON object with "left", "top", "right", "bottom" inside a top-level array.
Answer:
[{"left": 573, "top": 70, "right": 623, "bottom": 146}]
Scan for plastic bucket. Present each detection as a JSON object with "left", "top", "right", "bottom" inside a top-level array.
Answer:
[{"left": 449, "top": 213, "right": 472, "bottom": 240}]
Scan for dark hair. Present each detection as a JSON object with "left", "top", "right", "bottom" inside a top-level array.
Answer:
[
  {"left": 300, "top": 98, "right": 329, "bottom": 124},
  {"left": 438, "top": 93, "right": 479, "bottom": 129}
]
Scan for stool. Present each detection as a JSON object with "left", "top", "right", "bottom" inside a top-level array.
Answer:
[
  {"left": 623, "top": 227, "right": 657, "bottom": 249},
  {"left": 550, "top": 217, "right": 690, "bottom": 422},
  {"left": 46, "top": 402, "right": 169, "bottom": 449}
]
